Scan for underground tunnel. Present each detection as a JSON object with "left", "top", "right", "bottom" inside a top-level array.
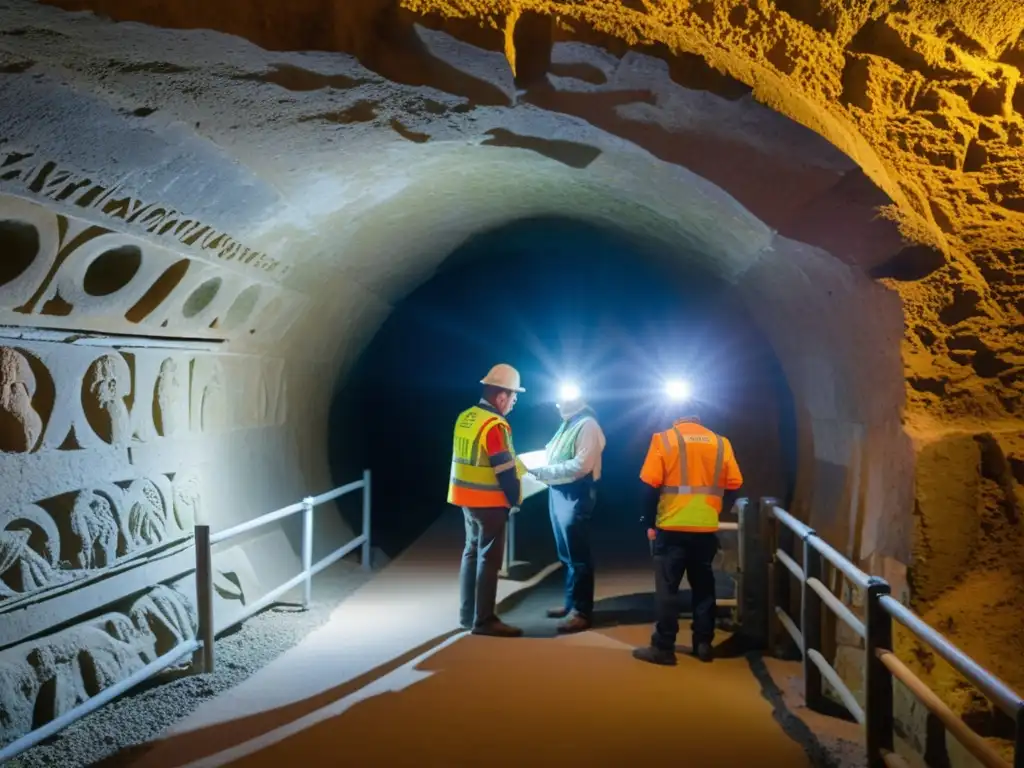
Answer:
[
  {"left": 330, "top": 215, "right": 800, "bottom": 560},
  {"left": 0, "top": 0, "right": 1021, "bottom": 765}
]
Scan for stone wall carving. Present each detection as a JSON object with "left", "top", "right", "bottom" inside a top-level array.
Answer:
[
  {"left": 0, "top": 149, "right": 285, "bottom": 276},
  {"left": 0, "top": 470, "right": 202, "bottom": 608},
  {"left": 0, "top": 346, "right": 43, "bottom": 453},
  {"left": 0, "top": 583, "right": 196, "bottom": 742},
  {"left": 0, "top": 339, "right": 287, "bottom": 457},
  {"left": 0, "top": 194, "right": 306, "bottom": 343}
]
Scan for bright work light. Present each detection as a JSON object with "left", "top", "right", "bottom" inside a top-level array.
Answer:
[
  {"left": 558, "top": 381, "right": 582, "bottom": 402},
  {"left": 664, "top": 378, "right": 691, "bottom": 401}
]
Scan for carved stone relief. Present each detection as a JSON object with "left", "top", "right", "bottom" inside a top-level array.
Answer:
[
  {"left": 0, "top": 194, "right": 310, "bottom": 747},
  {"left": 0, "top": 583, "right": 197, "bottom": 743},
  {"left": 0, "top": 471, "right": 202, "bottom": 608},
  {"left": 0, "top": 340, "right": 288, "bottom": 457},
  {"left": 0, "top": 193, "right": 306, "bottom": 343},
  {"left": 0, "top": 148, "right": 286, "bottom": 275},
  {"left": 0, "top": 346, "right": 43, "bottom": 453}
]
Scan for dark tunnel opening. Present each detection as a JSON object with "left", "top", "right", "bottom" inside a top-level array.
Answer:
[{"left": 329, "top": 217, "right": 798, "bottom": 559}]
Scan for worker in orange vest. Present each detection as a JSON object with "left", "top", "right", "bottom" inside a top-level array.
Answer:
[
  {"left": 447, "top": 364, "right": 529, "bottom": 638},
  {"left": 632, "top": 380, "right": 743, "bottom": 665}
]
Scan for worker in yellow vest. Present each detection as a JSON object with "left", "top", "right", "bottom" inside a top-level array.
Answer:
[
  {"left": 448, "top": 363, "right": 529, "bottom": 637},
  {"left": 632, "top": 380, "right": 743, "bottom": 665}
]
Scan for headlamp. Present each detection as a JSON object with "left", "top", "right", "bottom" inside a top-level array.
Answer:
[
  {"left": 558, "top": 381, "right": 582, "bottom": 403},
  {"left": 664, "top": 378, "right": 691, "bottom": 402}
]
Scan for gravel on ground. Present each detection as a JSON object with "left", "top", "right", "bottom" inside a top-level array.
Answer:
[{"left": 6, "top": 560, "right": 372, "bottom": 768}]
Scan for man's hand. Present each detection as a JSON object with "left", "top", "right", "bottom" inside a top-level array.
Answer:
[{"left": 646, "top": 528, "right": 656, "bottom": 541}]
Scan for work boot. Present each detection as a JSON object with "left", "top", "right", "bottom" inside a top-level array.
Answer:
[
  {"left": 632, "top": 646, "right": 677, "bottom": 666},
  {"left": 556, "top": 612, "right": 591, "bottom": 634},
  {"left": 546, "top": 607, "right": 570, "bottom": 619},
  {"left": 471, "top": 617, "right": 523, "bottom": 637},
  {"left": 694, "top": 642, "right": 714, "bottom": 663}
]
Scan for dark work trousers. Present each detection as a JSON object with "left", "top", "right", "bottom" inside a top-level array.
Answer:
[
  {"left": 651, "top": 529, "right": 720, "bottom": 650},
  {"left": 549, "top": 477, "right": 596, "bottom": 617},
  {"left": 459, "top": 506, "right": 508, "bottom": 628}
]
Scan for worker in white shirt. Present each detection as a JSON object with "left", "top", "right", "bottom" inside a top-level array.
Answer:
[{"left": 528, "top": 382, "right": 606, "bottom": 633}]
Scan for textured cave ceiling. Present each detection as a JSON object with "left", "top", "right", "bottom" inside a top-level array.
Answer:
[{"left": 0, "top": 0, "right": 1021, "bottom": 430}]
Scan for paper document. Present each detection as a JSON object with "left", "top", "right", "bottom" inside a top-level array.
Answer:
[
  {"left": 521, "top": 473, "right": 548, "bottom": 500},
  {"left": 518, "top": 450, "right": 548, "bottom": 471}
]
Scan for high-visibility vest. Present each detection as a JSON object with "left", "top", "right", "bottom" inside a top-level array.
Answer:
[
  {"left": 545, "top": 409, "right": 596, "bottom": 465},
  {"left": 655, "top": 423, "right": 728, "bottom": 533},
  {"left": 447, "top": 405, "right": 526, "bottom": 508}
]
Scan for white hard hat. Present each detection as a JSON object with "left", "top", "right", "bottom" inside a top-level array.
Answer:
[{"left": 480, "top": 363, "right": 525, "bottom": 393}]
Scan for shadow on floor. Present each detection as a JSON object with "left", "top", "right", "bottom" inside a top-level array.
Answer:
[
  {"left": 90, "top": 628, "right": 466, "bottom": 768},
  {"left": 745, "top": 653, "right": 847, "bottom": 768},
  {"left": 500, "top": 568, "right": 743, "bottom": 642},
  {"left": 210, "top": 625, "right": 818, "bottom": 767}
]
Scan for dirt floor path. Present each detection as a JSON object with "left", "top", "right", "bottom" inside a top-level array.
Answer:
[{"left": 225, "top": 571, "right": 812, "bottom": 767}]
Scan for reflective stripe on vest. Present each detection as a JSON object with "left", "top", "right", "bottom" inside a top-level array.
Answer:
[
  {"left": 447, "top": 406, "right": 521, "bottom": 508},
  {"left": 546, "top": 414, "right": 591, "bottom": 464},
  {"left": 656, "top": 426, "right": 725, "bottom": 532}
]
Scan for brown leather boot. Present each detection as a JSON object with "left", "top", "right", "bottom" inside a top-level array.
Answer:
[
  {"left": 471, "top": 618, "right": 523, "bottom": 637},
  {"left": 546, "top": 607, "right": 570, "bottom": 619},
  {"left": 556, "top": 612, "right": 591, "bottom": 634}
]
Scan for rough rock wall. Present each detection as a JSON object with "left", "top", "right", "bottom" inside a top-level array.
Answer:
[{"left": 408, "top": 0, "right": 1024, "bottom": 756}]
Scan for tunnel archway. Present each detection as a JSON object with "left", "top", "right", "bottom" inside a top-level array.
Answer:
[
  {"left": 2, "top": 1, "right": 1021, "bottom": 759},
  {"left": 329, "top": 215, "right": 800, "bottom": 558}
]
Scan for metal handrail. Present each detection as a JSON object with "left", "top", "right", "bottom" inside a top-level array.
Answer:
[
  {"left": 193, "top": 469, "right": 373, "bottom": 673},
  {"left": 764, "top": 498, "right": 1022, "bottom": 768},
  {"left": 0, "top": 471, "right": 372, "bottom": 764}
]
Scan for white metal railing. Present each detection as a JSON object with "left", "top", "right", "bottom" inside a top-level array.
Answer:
[
  {"left": 193, "top": 469, "right": 372, "bottom": 673},
  {"left": 0, "top": 471, "right": 372, "bottom": 764}
]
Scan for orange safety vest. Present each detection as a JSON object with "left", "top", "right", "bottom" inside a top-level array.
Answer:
[
  {"left": 645, "top": 421, "right": 732, "bottom": 533},
  {"left": 447, "top": 405, "right": 525, "bottom": 508}
]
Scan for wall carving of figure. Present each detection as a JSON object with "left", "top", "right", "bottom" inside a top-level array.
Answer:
[
  {"left": 0, "top": 505, "right": 65, "bottom": 599},
  {"left": 199, "top": 363, "right": 225, "bottom": 433},
  {"left": 128, "top": 584, "right": 197, "bottom": 664},
  {"left": 125, "top": 478, "right": 170, "bottom": 550},
  {"left": 0, "top": 347, "right": 43, "bottom": 453},
  {"left": 154, "top": 357, "right": 186, "bottom": 437},
  {"left": 171, "top": 471, "right": 202, "bottom": 530},
  {"left": 82, "top": 354, "right": 131, "bottom": 446},
  {"left": 68, "top": 489, "right": 122, "bottom": 571},
  {"left": 0, "top": 583, "right": 195, "bottom": 741}
]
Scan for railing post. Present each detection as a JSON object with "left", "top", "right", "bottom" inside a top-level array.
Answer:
[
  {"left": 762, "top": 498, "right": 778, "bottom": 654},
  {"left": 865, "top": 577, "right": 894, "bottom": 767},
  {"left": 302, "top": 497, "right": 314, "bottom": 609},
  {"left": 802, "top": 532, "right": 824, "bottom": 711},
  {"left": 738, "top": 498, "right": 768, "bottom": 647},
  {"left": 193, "top": 524, "right": 215, "bottom": 674},
  {"left": 508, "top": 508, "right": 517, "bottom": 567},
  {"left": 361, "top": 469, "right": 372, "bottom": 572},
  {"left": 499, "top": 508, "right": 513, "bottom": 578},
  {"left": 765, "top": 497, "right": 797, "bottom": 658}
]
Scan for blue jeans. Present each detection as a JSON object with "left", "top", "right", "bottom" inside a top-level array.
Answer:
[{"left": 548, "top": 482, "right": 596, "bottom": 617}]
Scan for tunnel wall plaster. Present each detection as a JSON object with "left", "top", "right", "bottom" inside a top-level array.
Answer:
[{"left": 0, "top": 0, "right": 1020, "bottom": 754}]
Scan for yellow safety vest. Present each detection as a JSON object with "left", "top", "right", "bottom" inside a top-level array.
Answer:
[{"left": 447, "top": 405, "right": 526, "bottom": 508}]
